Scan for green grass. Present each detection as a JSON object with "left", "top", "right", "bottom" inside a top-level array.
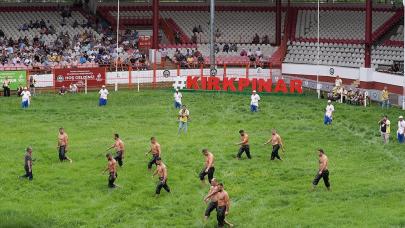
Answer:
[{"left": 1, "top": 90, "right": 405, "bottom": 228}]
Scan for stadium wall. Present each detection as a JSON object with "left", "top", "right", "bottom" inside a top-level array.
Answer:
[
  {"left": 282, "top": 63, "right": 404, "bottom": 105},
  {"left": 24, "top": 66, "right": 404, "bottom": 105}
]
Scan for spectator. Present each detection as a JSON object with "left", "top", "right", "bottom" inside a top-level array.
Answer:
[
  {"left": 192, "top": 25, "right": 198, "bottom": 34},
  {"left": 379, "top": 115, "right": 390, "bottom": 144},
  {"left": 335, "top": 75, "right": 342, "bottom": 89},
  {"left": 215, "top": 29, "right": 221, "bottom": 41},
  {"left": 2, "top": 76, "right": 11, "bottom": 97},
  {"left": 255, "top": 48, "right": 263, "bottom": 59},
  {"left": 240, "top": 48, "right": 247, "bottom": 57},
  {"left": 17, "top": 85, "right": 23, "bottom": 96},
  {"left": 29, "top": 75, "right": 36, "bottom": 96},
  {"left": 59, "top": 86, "right": 67, "bottom": 95},
  {"left": 397, "top": 116, "right": 405, "bottom": 143},
  {"left": 197, "top": 55, "right": 204, "bottom": 65},
  {"left": 214, "top": 44, "right": 220, "bottom": 54},
  {"left": 230, "top": 43, "right": 238, "bottom": 52},
  {"left": 252, "top": 33, "right": 260, "bottom": 44},
  {"left": 194, "top": 48, "right": 201, "bottom": 58},
  {"left": 381, "top": 86, "right": 390, "bottom": 108},
  {"left": 324, "top": 100, "right": 334, "bottom": 125},
  {"left": 223, "top": 43, "right": 229, "bottom": 53},
  {"left": 197, "top": 25, "right": 203, "bottom": 33},
  {"left": 262, "top": 35, "right": 269, "bottom": 44},
  {"left": 69, "top": 83, "right": 78, "bottom": 93}
]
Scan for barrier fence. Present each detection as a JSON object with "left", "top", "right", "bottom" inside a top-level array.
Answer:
[
  {"left": 0, "top": 64, "right": 402, "bottom": 106},
  {"left": 19, "top": 64, "right": 279, "bottom": 92}
]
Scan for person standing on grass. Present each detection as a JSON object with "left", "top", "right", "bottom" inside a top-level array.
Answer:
[
  {"left": 98, "top": 85, "right": 109, "bottom": 106},
  {"left": 250, "top": 90, "right": 260, "bottom": 112},
  {"left": 29, "top": 75, "right": 36, "bottom": 96},
  {"left": 236, "top": 130, "right": 251, "bottom": 159},
  {"left": 107, "top": 133, "right": 125, "bottom": 167},
  {"left": 145, "top": 137, "right": 161, "bottom": 171},
  {"left": 103, "top": 153, "right": 118, "bottom": 188},
  {"left": 397, "top": 116, "right": 405, "bottom": 144},
  {"left": 199, "top": 149, "right": 215, "bottom": 184},
  {"left": 205, "top": 183, "right": 233, "bottom": 227},
  {"left": 178, "top": 105, "right": 190, "bottom": 134},
  {"left": 2, "top": 76, "right": 11, "bottom": 97},
  {"left": 378, "top": 115, "right": 390, "bottom": 144},
  {"left": 20, "top": 147, "right": 33, "bottom": 181},
  {"left": 324, "top": 100, "right": 334, "bottom": 125},
  {"left": 57, "top": 127, "right": 72, "bottom": 163},
  {"left": 381, "top": 86, "right": 390, "bottom": 109},
  {"left": 174, "top": 89, "right": 182, "bottom": 109},
  {"left": 21, "top": 87, "right": 31, "bottom": 108},
  {"left": 153, "top": 157, "right": 171, "bottom": 196},
  {"left": 312, "top": 149, "right": 330, "bottom": 191},
  {"left": 203, "top": 178, "right": 219, "bottom": 220},
  {"left": 264, "top": 129, "right": 284, "bottom": 160}
]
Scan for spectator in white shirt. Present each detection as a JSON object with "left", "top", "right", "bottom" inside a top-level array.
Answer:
[
  {"left": 21, "top": 87, "right": 31, "bottom": 108},
  {"left": 174, "top": 89, "right": 182, "bottom": 109},
  {"left": 324, "top": 100, "right": 334, "bottom": 125},
  {"left": 69, "top": 83, "right": 78, "bottom": 94},
  {"left": 99, "top": 85, "right": 109, "bottom": 106},
  {"left": 250, "top": 90, "right": 260, "bottom": 112},
  {"left": 397, "top": 116, "right": 405, "bottom": 143},
  {"left": 335, "top": 76, "right": 342, "bottom": 89},
  {"left": 255, "top": 48, "right": 263, "bottom": 59}
]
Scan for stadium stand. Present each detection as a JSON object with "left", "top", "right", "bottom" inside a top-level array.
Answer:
[
  {"left": 295, "top": 9, "right": 394, "bottom": 41},
  {"left": 284, "top": 41, "right": 365, "bottom": 68}
]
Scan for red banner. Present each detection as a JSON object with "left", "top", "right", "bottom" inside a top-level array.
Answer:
[{"left": 54, "top": 68, "right": 106, "bottom": 88}]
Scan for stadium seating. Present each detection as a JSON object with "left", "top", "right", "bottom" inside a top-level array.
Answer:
[
  {"left": 372, "top": 45, "right": 403, "bottom": 67},
  {"left": 284, "top": 41, "right": 365, "bottom": 68},
  {"left": 295, "top": 10, "right": 394, "bottom": 40},
  {"left": 109, "top": 10, "right": 285, "bottom": 44},
  {"left": 0, "top": 10, "right": 102, "bottom": 45}
]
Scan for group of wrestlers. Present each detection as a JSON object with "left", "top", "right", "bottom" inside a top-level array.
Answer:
[{"left": 19, "top": 91, "right": 332, "bottom": 228}]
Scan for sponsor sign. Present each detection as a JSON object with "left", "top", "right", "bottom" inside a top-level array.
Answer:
[
  {"left": 0, "top": 70, "right": 26, "bottom": 89},
  {"left": 54, "top": 68, "right": 106, "bottom": 88}
]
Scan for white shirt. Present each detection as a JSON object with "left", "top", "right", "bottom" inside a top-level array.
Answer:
[
  {"left": 21, "top": 91, "right": 31, "bottom": 102},
  {"left": 251, "top": 94, "right": 260, "bottom": 106},
  {"left": 397, "top": 120, "right": 405, "bottom": 134},
  {"left": 325, "top": 104, "right": 334, "bottom": 117},
  {"left": 174, "top": 92, "right": 182, "bottom": 103},
  {"left": 99, "top": 88, "right": 109, "bottom": 99},
  {"left": 335, "top": 78, "right": 342, "bottom": 87}
]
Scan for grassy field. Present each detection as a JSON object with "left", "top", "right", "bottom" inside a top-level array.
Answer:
[{"left": 1, "top": 89, "right": 405, "bottom": 228}]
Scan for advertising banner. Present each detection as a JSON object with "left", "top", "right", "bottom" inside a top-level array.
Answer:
[
  {"left": 0, "top": 70, "right": 26, "bottom": 90},
  {"left": 54, "top": 68, "right": 106, "bottom": 88}
]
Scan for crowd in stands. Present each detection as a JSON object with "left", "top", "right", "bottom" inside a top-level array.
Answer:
[
  {"left": 169, "top": 48, "right": 205, "bottom": 68},
  {"left": 189, "top": 25, "right": 271, "bottom": 45},
  {"left": 0, "top": 7, "right": 153, "bottom": 71}
]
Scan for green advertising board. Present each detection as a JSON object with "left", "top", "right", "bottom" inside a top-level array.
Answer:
[{"left": 0, "top": 70, "right": 26, "bottom": 90}]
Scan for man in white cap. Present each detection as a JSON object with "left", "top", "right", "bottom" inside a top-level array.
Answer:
[
  {"left": 99, "top": 85, "right": 109, "bottom": 106},
  {"left": 174, "top": 89, "right": 182, "bottom": 109},
  {"left": 324, "top": 100, "right": 334, "bottom": 125},
  {"left": 397, "top": 116, "right": 405, "bottom": 143},
  {"left": 250, "top": 90, "right": 260, "bottom": 112},
  {"left": 21, "top": 87, "right": 31, "bottom": 108}
]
